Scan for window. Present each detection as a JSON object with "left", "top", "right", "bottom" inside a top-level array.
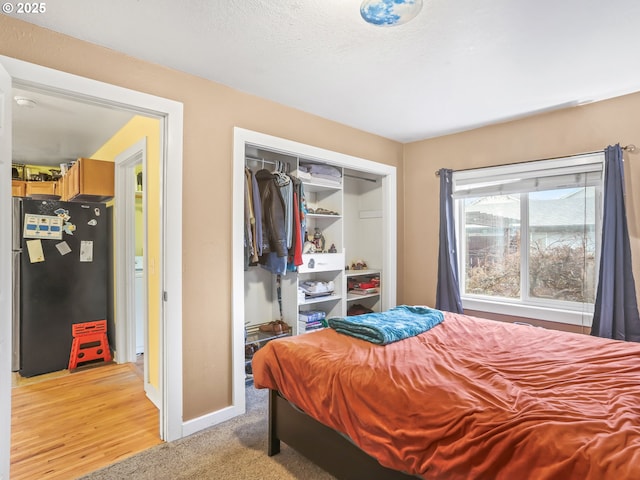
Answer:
[{"left": 453, "top": 153, "right": 604, "bottom": 326}]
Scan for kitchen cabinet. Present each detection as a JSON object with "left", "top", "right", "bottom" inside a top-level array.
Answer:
[
  {"left": 12, "top": 180, "right": 60, "bottom": 198},
  {"left": 12, "top": 180, "right": 26, "bottom": 197},
  {"left": 25, "top": 181, "right": 59, "bottom": 198},
  {"left": 65, "top": 157, "right": 114, "bottom": 202}
]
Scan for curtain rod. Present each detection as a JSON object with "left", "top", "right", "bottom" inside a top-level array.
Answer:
[{"left": 434, "top": 144, "right": 637, "bottom": 176}]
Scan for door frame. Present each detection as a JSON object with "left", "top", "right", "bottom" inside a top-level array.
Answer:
[
  {"left": 232, "top": 127, "right": 397, "bottom": 414},
  {"left": 0, "top": 61, "right": 13, "bottom": 480},
  {"left": 0, "top": 55, "right": 184, "bottom": 476},
  {"left": 114, "top": 139, "right": 157, "bottom": 404}
]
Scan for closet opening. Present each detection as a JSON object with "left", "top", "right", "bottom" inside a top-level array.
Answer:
[{"left": 233, "top": 128, "right": 397, "bottom": 412}]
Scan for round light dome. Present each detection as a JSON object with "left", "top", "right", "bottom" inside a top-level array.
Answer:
[
  {"left": 360, "top": 0, "right": 423, "bottom": 27},
  {"left": 14, "top": 96, "right": 37, "bottom": 108}
]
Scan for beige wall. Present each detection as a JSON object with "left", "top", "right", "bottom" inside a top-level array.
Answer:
[
  {"left": 0, "top": 16, "right": 403, "bottom": 420},
  {"left": 5, "top": 14, "right": 639, "bottom": 424},
  {"left": 403, "top": 93, "right": 640, "bottom": 311}
]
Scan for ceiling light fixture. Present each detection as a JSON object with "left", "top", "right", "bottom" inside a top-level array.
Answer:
[
  {"left": 360, "top": 0, "right": 423, "bottom": 27},
  {"left": 14, "top": 96, "right": 37, "bottom": 108}
]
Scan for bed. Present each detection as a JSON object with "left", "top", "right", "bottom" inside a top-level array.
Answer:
[{"left": 252, "top": 308, "right": 640, "bottom": 480}]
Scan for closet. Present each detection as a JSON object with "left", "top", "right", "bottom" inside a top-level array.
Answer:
[{"left": 235, "top": 128, "right": 397, "bottom": 386}]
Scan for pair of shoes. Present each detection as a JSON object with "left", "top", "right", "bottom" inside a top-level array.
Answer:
[
  {"left": 315, "top": 207, "right": 338, "bottom": 215},
  {"left": 258, "top": 320, "right": 290, "bottom": 334},
  {"left": 245, "top": 344, "right": 258, "bottom": 358}
]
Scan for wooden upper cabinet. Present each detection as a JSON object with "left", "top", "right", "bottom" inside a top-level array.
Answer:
[
  {"left": 65, "top": 158, "right": 114, "bottom": 202},
  {"left": 12, "top": 180, "right": 26, "bottom": 197},
  {"left": 25, "top": 181, "right": 58, "bottom": 198}
]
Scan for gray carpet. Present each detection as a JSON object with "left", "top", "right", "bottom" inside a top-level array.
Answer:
[{"left": 78, "top": 386, "right": 336, "bottom": 480}]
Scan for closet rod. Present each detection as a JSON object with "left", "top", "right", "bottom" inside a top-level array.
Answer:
[
  {"left": 344, "top": 173, "right": 377, "bottom": 183},
  {"left": 247, "top": 155, "right": 377, "bottom": 183},
  {"left": 434, "top": 144, "right": 637, "bottom": 176},
  {"left": 245, "top": 155, "right": 278, "bottom": 166},
  {"left": 245, "top": 155, "right": 291, "bottom": 171}
]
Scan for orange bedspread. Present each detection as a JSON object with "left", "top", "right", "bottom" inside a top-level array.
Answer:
[{"left": 252, "top": 311, "right": 640, "bottom": 479}]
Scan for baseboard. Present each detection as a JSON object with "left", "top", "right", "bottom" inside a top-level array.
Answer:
[
  {"left": 145, "top": 381, "right": 161, "bottom": 409},
  {"left": 182, "top": 404, "right": 244, "bottom": 437}
]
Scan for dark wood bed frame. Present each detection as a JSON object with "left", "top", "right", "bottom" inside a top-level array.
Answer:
[{"left": 267, "top": 389, "right": 417, "bottom": 479}]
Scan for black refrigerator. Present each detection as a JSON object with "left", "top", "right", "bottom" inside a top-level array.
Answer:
[{"left": 12, "top": 198, "right": 111, "bottom": 377}]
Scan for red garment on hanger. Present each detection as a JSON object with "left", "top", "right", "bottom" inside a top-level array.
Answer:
[{"left": 293, "top": 191, "right": 303, "bottom": 266}]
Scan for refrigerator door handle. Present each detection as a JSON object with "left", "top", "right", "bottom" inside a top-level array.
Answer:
[
  {"left": 12, "top": 197, "right": 23, "bottom": 251},
  {"left": 12, "top": 251, "right": 21, "bottom": 372}
]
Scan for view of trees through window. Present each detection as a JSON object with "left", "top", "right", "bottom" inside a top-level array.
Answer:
[{"left": 463, "top": 188, "right": 597, "bottom": 304}]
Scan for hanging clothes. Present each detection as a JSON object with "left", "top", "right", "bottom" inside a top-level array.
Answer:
[
  {"left": 245, "top": 168, "right": 262, "bottom": 265},
  {"left": 287, "top": 177, "right": 304, "bottom": 271},
  {"left": 244, "top": 168, "right": 253, "bottom": 270},
  {"left": 292, "top": 190, "right": 303, "bottom": 267},
  {"left": 274, "top": 171, "right": 293, "bottom": 250},
  {"left": 300, "top": 182, "right": 307, "bottom": 250},
  {"left": 255, "top": 168, "right": 288, "bottom": 274}
]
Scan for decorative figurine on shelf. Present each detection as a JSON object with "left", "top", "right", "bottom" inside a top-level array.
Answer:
[
  {"left": 302, "top": 240, "right": 316, "bottom": 254},
  {"left": 328, "top": 243, "right": 337, "bottom": 253},
  {"left": 303, "top": 231, "right": 317, "bottom": 254},
  {"left": 351, "top": 259, "right": 368, "bottom": 270},
  {"left": 313, "top": 228, "right": 326, "bottom": 252}
]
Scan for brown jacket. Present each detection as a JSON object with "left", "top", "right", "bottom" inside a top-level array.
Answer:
[{"left": 255, "top": 169, "right": 287, "bottom": 257}]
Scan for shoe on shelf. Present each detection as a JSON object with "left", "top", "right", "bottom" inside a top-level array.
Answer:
[{"left": 258, "top": 320, "right": 290, "bottom": 334}]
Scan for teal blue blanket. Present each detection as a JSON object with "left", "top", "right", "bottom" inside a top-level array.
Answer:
[{"left": 328, "top": 305, "right": 444, "bottom": 345}]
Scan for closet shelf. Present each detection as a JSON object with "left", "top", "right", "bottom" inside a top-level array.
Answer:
[
  {"left": 302, "top": 181, "right": 342, "bottom": 193},
  {"left": 245, "top": 142, "right": 385, "bottom": 340},
  {"left": 345, "top": 269, "right": 381, "bottom": 277},
  {"left": 300, "top": 294, "right": 342, "bottom": 305},
  {"left": 347, "top": 292, "right": 380, "bottom": 302},
  {"left": 306, "top": 213, "right": 342, "bottom": 220}
]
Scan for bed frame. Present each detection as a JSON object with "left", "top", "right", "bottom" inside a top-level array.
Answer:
[{"left": 267, "top": 389, "right": 416, "bottom": 479}]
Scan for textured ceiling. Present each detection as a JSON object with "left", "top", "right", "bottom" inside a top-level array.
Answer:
[{"left": 6, "top": 0, "right": 640, "bottom": 143}]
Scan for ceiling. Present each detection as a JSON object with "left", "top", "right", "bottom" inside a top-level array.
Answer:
[
  {"left": 12, "top": 87, "right": 134, "bottom": 167},
  {"left": 8, "top": 0, "right": 640, "bottom": 165}
]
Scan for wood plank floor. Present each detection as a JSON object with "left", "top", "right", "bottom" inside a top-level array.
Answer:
[{"left": 10, "top": 362, "right": 163, "bottom": 480}]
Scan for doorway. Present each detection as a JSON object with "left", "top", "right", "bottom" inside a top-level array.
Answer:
[
  {"left": 115, "top": 138, "right": 157, "bottom": 405},
  {"left": 0, "top": 54, "right": 184, "bottom": 479}
]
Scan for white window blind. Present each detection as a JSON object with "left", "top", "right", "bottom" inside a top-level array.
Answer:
[{"left": 453, "top": 153, "right": 604, "bottom": 198}]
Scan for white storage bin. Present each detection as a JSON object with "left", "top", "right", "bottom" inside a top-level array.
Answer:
[{"left": 298, "top": 252, "right": 344, "bottom": 273}]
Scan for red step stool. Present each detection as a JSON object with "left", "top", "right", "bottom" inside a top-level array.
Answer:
[{"left": 68, "top": 319, "right": 112, "bottom": 370}]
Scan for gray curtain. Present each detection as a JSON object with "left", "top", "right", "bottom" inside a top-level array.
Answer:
[
  {"left": 591, "top": 145, "right": 640, "bottom": 341},
  {"left": 436, "top": 169, "right": 463, "bottom": 313}
]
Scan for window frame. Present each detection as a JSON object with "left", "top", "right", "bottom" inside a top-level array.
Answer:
[{"left": 453, "top": 153, "right": 605, "bottom": 327}]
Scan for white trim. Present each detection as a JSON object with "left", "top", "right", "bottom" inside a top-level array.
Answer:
[
  {"left": 115, "top": 139, "right": 147, "bottom": 365},
  {"left": 159, "top": 98, "right": 184, "bottom": 442},
  {"left": 115, "top": 139, "right": 158, "bottom": 408},
  {"left": 453, "top": 152, "right": 605, "bottom": 184},
  {"left": 182, "top": 404, "right": 245, "bottom": 437},
  {"left": 0, "top": 55, "right": 184, "bottom": 456},
  {"left": 0, "top": 61, "right": 13, "bottom": 480},
  {"left": 232, "top": 132, "right": 248, "bottom": 415},
  {"left": 145, "top": 381, "right": 161, "bottom": 410},
  {"left": 462, "top": 297, "right": 594, "bottom": 327},
  {"left": 455, "top": 153, "right": 604, "bottom": 329},
  {"left": 232, "top": 127, "right": 397, "bottom": 417}
]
